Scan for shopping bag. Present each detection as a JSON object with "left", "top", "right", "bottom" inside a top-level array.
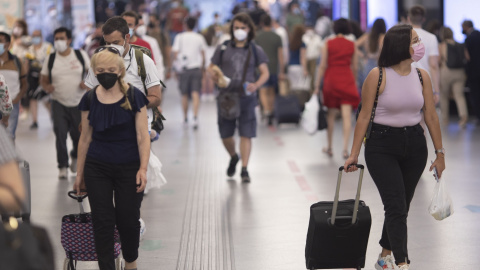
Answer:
[
  {"left": 317, "top": 99, "right": 328, "bottom": 131},
  {"left": 301, "top": 94, "right": 319, "bottom": 135},
  {"left": 287, "top": 65, "right": 311, "bottom": 91},
  {"left": 145, "top": 150, "right": 167, "bottom": 193},
  {"left": 428, "top": 175, "right": 454, "bottom": 221}
]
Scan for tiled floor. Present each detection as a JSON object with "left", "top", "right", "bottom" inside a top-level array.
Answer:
[{"left": 13, "top": 78, "right": 480, "bottom": 270}]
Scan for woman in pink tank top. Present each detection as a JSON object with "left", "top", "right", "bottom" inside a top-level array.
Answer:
[{"left": 342, "top": 24, "right": 445, "bottom": 270}]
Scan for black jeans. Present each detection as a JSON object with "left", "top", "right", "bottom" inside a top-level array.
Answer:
[
  {"left": 365, "top": 123, "right": 427, "bottom": 265},
  {"left": 84, "top": 158, "right": 144, "bottom": 270},
  {"left": 51, "top": 100, "right": 81, "bottom": 168}
]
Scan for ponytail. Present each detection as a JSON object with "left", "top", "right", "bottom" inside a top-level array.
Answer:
[{"left": 119, "top": 78, "right": 132, "bottom": 110}]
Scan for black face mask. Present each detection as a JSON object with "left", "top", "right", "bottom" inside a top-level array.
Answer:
[{"left": 97, "top": 73, "right": 118, "bottom": 90}]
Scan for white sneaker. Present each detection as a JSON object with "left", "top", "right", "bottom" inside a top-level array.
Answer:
[
  {"left": 139, "top": 218, "right": 146, "bottom": 241},
  {"left": 59, "top": 168, "right": 68, "bottom": 180},
  {"left": 398, "top": 264, "right": 410, "bottom": 270},
  {"left": 375, "top": 253, "right": 396, "bottom": 270},
  {"left": 192, "top": 118, "right": 198, "bottom": 130},
  {"left": 70, "top": 158, "right": 77, "bottom": 173}
]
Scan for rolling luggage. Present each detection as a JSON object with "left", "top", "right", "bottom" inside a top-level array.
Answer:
[
  {"left": 275, "top": 95, "right": 302, "bottom": 125},
  {"left": 13, "top": 160, "right": 31, "bottom": 222},
  {"left": 61, "top": 191, "right": 123, "bottom": 270},
  {"left": 305, "top": 165, "right": 371, "bottom": 270}
]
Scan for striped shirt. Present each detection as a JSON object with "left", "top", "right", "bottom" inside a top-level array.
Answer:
[{"left": 0, "top": 125, "right": 17, "bottom": 165}]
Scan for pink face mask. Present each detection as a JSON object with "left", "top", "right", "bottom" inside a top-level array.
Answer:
[{"left": 411, "top": 42, "right": 425, "bottom": 62}]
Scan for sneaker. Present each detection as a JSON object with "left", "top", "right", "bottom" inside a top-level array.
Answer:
[
  {"left": 267, "top": 114, "right": 274, "bottom": 126},
  {"left": 375, "top": 254, "right": 396, "bottom": 270},
  {"left": 139, "top": 218, "right": 146, "bottom": 241},
  {"left": 192, "top": 118, "right": 198, "bottom": 130},
  {"left": 70, "top": 158, "right": 77, "bottom": 173},
  {"left": 59, "top": 168, "right": 68, "bottom": 180},
  {"left": 240, "top": 168, "right": 251, "bottom": 183},
  {"left": 227, "top": 154, "right": 239, "bottom": 177},
  {"left": 30, "top": 122, "right": 38, "bottom": 129},
  {"left": 398, "top": 264, "right": 410, "bottom": 270}
]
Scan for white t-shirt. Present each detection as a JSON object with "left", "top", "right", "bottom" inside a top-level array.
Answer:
[
  {"left": 172, "top": 31, "right": 207, "bottom": 70},
  {"left": 302, "top": 30, "right": 323, "bottom": 60},
  {"left": 140, "top": 34, "right": 165, "bottom": 81},
  {"left": 84, "top": 46, "right": 161, "bottom": 129},
  {"left": 274, "top": 26, "right": 289, "bottom": 64},
  {"left": 40, "top": 49, "right": 90, "bottom": 107},
  {"left": 28, "top": 42, "right": 53, "bottom": 64},
  {"left": 412, "top": 27, "right": 439, "bottom": 74}
]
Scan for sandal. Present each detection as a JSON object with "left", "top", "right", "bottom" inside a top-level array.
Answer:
[
  {"left": 342, "top": 150, "right": 349, "bottom": 160},
  {"left": 322, "top": 148, "right": 333, "bottom": 157}
]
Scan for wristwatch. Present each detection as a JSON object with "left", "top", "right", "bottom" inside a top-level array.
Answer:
[{"left": 435, "top": 148, "right": 446, "bottom": 155}]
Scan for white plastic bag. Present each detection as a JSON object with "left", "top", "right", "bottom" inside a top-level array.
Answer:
[
  {"left": 287, "top": 65, "right": 312, "bottom": 91},
  {"left": 428, "top": 175, "right": 454, "bottom": 221},
  {"left": 145, "top": 150, "right": 167, "bottom": 193},
  {"left": 301, "top": 94, "right": 320, "bottom": 135}
]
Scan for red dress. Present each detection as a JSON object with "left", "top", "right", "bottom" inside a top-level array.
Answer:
[{"left": 323, "top": 37, "right": 360, "bottom": 109}]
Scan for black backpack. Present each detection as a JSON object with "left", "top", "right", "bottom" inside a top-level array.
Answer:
[{"left": 446, "top": 42, "right": 466, "bottom": 69}]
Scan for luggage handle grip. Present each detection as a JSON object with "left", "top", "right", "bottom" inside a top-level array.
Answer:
[
  {"left": 339, "top": 164, "right": 364, "bottom": 171},
  {"left": 331, "top": 164, "right": 365, "bottom": 226},
  {"left": 68, "top": 191, "right": 88, "bottom": 202}
]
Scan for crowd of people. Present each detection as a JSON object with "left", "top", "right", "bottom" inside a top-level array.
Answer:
[{"left": 1, "top": 0, "right": 479, "bottom": 269}]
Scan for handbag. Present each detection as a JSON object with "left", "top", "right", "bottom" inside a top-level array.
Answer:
[
  {"left": 317, "top": 96, "right": 327, "bottom": 131},
  {"left": 0, "top": 183, "right": 55, "bottom": 270},
  {"left": 287, "top": 65, "right": 311, "bottom": 91},
  {"left": 356, "top": 67, "right": 383, "bottom": 143},
  {"left": 217, "top": 45, "right": 252, "bottom": 120}
]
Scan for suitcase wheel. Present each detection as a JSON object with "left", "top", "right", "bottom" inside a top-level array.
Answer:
[
  {"left": 115, "top": 257, "right": 124, "bottom": 270},
  {"left": 63, "top": 258, "right": 74, "bottom": 270}
]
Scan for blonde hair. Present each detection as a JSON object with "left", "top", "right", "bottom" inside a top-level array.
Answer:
[{"left": 90, "top": 50, "right": 132, "bottom": 110}]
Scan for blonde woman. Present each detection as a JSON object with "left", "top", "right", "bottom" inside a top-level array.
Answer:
[{"left": 74, "top": 47, "right": 150, "bottom": 270}]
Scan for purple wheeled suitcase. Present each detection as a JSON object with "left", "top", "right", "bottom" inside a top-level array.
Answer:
[
  {"left": 61, "top": 191, "right": 123, "bottom": 270},
  {"left": 305, "top": 165, "right": 371, "bottom": 270}
]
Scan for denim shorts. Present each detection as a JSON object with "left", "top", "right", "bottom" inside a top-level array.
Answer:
[
  {"left": 263, "top": 74, "right": 278, "bottom": 88},
  {"left": 217, "top": 95, "right": 257, "bottom": 139}
]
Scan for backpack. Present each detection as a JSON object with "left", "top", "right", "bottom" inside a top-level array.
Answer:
[
  {"left": 8, "top": 52, "right": 23, "bottom": 80},
  {"left": 130, "top": 45, "right": 166, "bottom": 134},
  {"left": 446, "top": 42, "right": 466, "bottom": 69},
  {"left": 47, "top": 50, "right": 86, "bottom": 83}
]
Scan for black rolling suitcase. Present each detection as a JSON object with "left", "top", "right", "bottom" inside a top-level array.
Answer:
[
  {"left": 275, "top": 95, "right": 302, "bottom": 124},
  {"left": 305, "top": 165, "right": 371, "bottom": 270}
]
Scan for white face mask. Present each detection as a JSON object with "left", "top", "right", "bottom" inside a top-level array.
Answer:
[
  {"left": 136, "top": 25, "right": 147, "bottom": 37},
  {"left": 109, "top": 39, "right": 126, "bottom": 56},
  {"left": 54, "top": 40, "right": 68, "bottom": 53},
  {"left": 234, "top": 29, "right": 248, "bottom": 41}
]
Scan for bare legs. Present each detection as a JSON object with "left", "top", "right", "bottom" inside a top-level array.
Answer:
[
  {"left": 222, "top": 136, "right": 252, "bottom": 167},
  {"left": 325, "top": 104, "right": 353, "bottom": 158},
  {"left": 182, "top": 92, "right": 200, "bottom": 121}
]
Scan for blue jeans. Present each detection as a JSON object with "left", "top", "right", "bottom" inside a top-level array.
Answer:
[{"left": 6, "top": 103, "right": 20, "bottom": 141}]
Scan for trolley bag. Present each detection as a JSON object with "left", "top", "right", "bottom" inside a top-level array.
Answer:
[
  {"left": 275, "top": 95, "right": 302, "bottom": 125},
  {"left": 61, "top": 191, "right": 123, "bottom": 270},
  {"left": 13, "top": 160, "right": 31, "bottom": 222},
  {"left": 305, "top": 165, "right": 371, "bottom": 270}
]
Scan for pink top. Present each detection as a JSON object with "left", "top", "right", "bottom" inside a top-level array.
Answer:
[{"left": 373, "top": 67, "right": 424, "bottom": 127}]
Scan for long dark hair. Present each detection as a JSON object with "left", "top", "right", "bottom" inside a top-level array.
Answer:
[
  {"left": 289, "top": 24, "right": 306, "bottom": 51},
  {"left": 368, "top": 18, "right": 386, "bottom": 54},
  {"left": 378, "top": 24, "right": 412, "bottom": 67},
  {"left": 230, "top": 12, "right": 256, "bottom": 42}
]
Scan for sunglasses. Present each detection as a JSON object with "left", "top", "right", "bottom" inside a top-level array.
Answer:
[{"left": 94, "top": 46, "right": 121, "bottom": 56}]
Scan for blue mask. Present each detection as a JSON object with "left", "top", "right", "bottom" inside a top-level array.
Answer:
[
  {"left": 32, "top": 36, "right": 42, "bottom": 45},
  {"left": 0, "top": 43, "right": 5, "bottom": 55},
  {"left": 129, "top": 28, "right": 135, "bottom": 37}
]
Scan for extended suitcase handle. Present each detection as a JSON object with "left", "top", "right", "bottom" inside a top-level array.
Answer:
[
  {"left": 68, "top": 191, "right": 88, "bottom": 202},
  {"left": 331, "top": 164, "right": 365, "bottom": 226}
]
